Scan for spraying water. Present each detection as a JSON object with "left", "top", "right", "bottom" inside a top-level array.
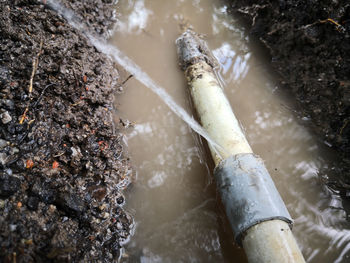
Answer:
[{"left": 46, "top": 0, "right": 226, "bottom": 158}]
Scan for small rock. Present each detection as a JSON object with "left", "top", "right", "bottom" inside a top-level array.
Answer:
[
  {"left": 71, "top": 147, "right": 79, "bottom": 157},
  {"left": 27, "top": 196, "right": 40, "bottom": 211},
  {"left": 0, "top": 174, "right": 20, "bottom": 197},
  {"left": 0, "top": 199, "right": 5, "bottom": 209},
  {"left": 0, "top": 139, "right": 8, "bottom": 149},
  {"left": 5, "top": 168, "right": 12, "bottom": 176},
  {"left": 102, "top": 212, "right": 110, "bottom": 219},
  {"left": 0, "top": 152, "right": 8, "bottom": 166},
  {"left": 56, "top": 191, "right": 85, "bottom": 216},
  {"left": 1, "top": 99, "right": 14, "bottom": 110},
  {"left": 89, "top": 185, "right": 107, "bottom": 201},
  {"left": 10, "top": 147, "right": 19, "bottom": 155},
  {"left": 1, "top": 111, "right": 12, "bottom": 124},
  {"left": 116, "top": 195, "right": 125, "bottom": 205},
  {"left": 99, "top": 203, "right": 107, "bottom": 211},
  {"left": 31, "top": 181, "right": 57, "bottom": 204},
  {"left": 48, "top": 204, "right": 56, "bottom": 213}
]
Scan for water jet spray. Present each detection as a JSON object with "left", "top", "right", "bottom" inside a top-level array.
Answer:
[{"left": 44, "top": 0, "right": 226, "bottom": 158}]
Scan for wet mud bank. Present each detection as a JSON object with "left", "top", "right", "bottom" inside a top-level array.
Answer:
[
  {"left": 227, "top": 1, "right": 350, "bottom": 190},
  {"left": 0, "top": 0, "right": 132, "bottom": 262}
]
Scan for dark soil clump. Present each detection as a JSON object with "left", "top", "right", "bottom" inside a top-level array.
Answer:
[
  {"left": 227, "top": 1, "right": 350, "bottom": 188},
  {"left": 59, "top": 0, "right": 118, "bottom": 38},
  {"left": 0, "top": 0, "right": 132, "bottom": 262}
]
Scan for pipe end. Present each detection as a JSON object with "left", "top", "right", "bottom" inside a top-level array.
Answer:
[{"left": 176, "top": 30, "right": 217, "bottom": 70}]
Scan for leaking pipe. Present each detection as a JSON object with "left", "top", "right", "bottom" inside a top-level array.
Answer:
[{"left": 176, "top": 30, "right": 305, "bottom": 263}]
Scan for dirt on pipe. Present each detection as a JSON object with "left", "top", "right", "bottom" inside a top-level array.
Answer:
[
  {"left": 226, "top": 1, "right": 350, "bottom": 192},
  {"left": 0, "top": 0, "right": 132, "bottom": 262}
]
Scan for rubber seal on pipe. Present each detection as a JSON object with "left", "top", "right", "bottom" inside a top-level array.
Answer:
[{"left": 214, "top": 153, "right": 293, "bottom": 245}]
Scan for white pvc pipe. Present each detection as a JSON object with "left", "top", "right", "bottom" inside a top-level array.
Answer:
[
  {"left": 185, "top": 61, "right": 252, "bottom": 165},
  {"left": 243, "top": 220, "right": 305, "bottom": 263},
  {"left": 184, "top": 60, "right": 305, "bottom": 263}
]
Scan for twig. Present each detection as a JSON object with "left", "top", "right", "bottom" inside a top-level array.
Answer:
[
  {"left": 27, "top": 119, "right": 35, "bottom": 126},
  {"left": 320, "top": 18, "right": 341, "bottom": 27},
  {"left": 53, "top": 152, "right": 65, "bottom": 158},
  {"left": 29, "top": 39, "right": 43, "bottom": 93},
  {"left": 71, "top": 100, "right": 83, "bottom": 107},
  {"left": 15, "top": 84, "right": 54, "bottom": 145},
  {"left": 340, "top": 120, "right": 349, "bottom": 136},
  {"left": 19, "top": 108, "right": 29, "bottom": 124},
  {"left": 320, "top": 18, "right": 346, "bottom": 33},
  {"left": 19, "top": 39, "right": 44, "bottom": 124},
  {"left": 120, "top": 74, "right": 133, "bottom": 86},
  {"left": 299, "top": 18, "right": 346, "bottom": 34},
  {"left": 32, "top": 83, "right": 55, "bottom": 109}
]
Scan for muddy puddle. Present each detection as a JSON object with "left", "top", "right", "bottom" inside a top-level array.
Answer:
[{"left": 110, "top": 0, "right": 350, "bottom": 262}]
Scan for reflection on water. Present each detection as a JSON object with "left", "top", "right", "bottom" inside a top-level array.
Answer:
[
  {"left": 213, "top": 43, "right": 251, "bottom": 81},
  {"left": 111, "top": 0, "right": 350, "bottom": 262},
  {"left": 116, "top": 0, "right": 153, "bottom": 34}
]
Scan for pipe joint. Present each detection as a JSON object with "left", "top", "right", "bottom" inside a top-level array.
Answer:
[{"left": 214, "top": 153, "right": 293, "bottom": 245}]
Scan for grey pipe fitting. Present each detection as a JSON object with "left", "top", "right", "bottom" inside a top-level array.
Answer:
[{"left": 214, "top": 153, "right": 293, "bottom": 245}]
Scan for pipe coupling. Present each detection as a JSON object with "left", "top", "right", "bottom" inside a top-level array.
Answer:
[{"left": 214, "top": 153, "right": 293, "bottom": 245}]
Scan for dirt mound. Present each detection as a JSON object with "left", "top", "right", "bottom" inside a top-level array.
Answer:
[
  {"left": 0, "top": 0, "right": 132, "bottom": 262},
  {"left": 227, "top": 0, "right": 350, "bottom": 188}
]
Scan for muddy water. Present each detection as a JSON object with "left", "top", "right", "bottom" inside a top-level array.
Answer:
[{"left": 111, "top": 0, "right": 350, "bottom": 262}]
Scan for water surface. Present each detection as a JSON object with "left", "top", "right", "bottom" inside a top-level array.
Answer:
[{"left": 111, "top": 0, "right": 350, "bottom": 262}]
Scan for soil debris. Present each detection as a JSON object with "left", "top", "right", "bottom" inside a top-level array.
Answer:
[
  {"left": 227, "top": 0, "right": 350, "bottom": 190},
  {"left": 0, "top": 0, "right": 132, "bottom": 262}
]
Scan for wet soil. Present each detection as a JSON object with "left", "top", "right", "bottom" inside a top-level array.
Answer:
[
  {"left": 0, "top": 0, "right": 132, "bottom": 262},
  {"left": 226, "top": 1, "right": 350, "bottom": 189}
]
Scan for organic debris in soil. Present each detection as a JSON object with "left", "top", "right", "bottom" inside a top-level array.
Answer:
[
  {"left": 59, "top": 0, "right": 118, "bottom": 38},
  {"left": 227, "top": 0, "right": 350, "bottom": 187},
  {"left": 0, "top": 0, "right": 132, "bottom": 262}
]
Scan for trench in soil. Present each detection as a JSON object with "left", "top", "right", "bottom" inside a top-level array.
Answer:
[{"left": 109, "top": 0, "right": 350, "bottom": 262}]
